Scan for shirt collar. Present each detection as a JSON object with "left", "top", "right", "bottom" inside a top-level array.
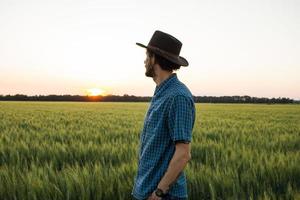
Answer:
[{"left": 154, "top": 73, "right": 177, "bottom": 97}]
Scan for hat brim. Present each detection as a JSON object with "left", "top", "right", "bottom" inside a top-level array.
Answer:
[{"left": 136, "top": 42, "right": 189, "bottom": 67}]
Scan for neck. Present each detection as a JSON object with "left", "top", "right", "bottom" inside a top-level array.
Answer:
[{"left": 153, "top": 71, "right": 174, "bottom": 86}]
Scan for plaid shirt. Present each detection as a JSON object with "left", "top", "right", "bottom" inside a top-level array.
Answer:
[{"left": 132, "top": 73, "right": 196, "bottom": 200}]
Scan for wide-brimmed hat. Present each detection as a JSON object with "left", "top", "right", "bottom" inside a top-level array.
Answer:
[{"left": 136, "top": 30, "right": 189, "bottom": 67}]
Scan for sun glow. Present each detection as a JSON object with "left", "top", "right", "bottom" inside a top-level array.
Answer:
[{"left": 86, "top": 88, "right": 105, "bottom": 96}]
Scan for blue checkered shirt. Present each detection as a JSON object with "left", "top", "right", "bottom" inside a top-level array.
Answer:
[{"left": 132, "top": 73, "right": 196, "bottom": 199}]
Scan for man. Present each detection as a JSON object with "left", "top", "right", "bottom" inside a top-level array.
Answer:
[{"left": 132, "top": 30, "right": 196, "bottom": 200}]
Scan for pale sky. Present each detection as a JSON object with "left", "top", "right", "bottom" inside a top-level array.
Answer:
[{"left": 0, "top": 0, "right": 299, "bottom": 99}]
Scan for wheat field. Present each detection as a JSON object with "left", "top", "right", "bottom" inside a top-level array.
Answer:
[{"left": 0, "top": 102, "right": 299, "bottom": 200}]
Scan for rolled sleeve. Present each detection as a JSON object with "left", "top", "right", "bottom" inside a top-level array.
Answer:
[{"left": 167, "top": 95, "right": 195, "bottom": 143}]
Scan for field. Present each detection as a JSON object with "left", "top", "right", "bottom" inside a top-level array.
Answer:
[{"left": 0, "top": 102, "right": 299, "bottom": 200}]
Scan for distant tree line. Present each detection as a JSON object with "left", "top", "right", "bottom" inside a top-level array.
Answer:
[
  {"left": 0, "top": 94, "right": 150, "bottom": 102},
  {"left": 194, "top": 96, "right": 296, "bottom": 104},
  {"left": 0, "top": 94, "right": 297, "bottom": 104}
]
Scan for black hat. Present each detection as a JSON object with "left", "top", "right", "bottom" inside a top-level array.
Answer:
[{"left": 136, "top": 30, "right": 189, "bottom": 67}]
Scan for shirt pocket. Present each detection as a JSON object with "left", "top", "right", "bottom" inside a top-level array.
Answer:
[
  {"left": 146, "top": 102, "right": 169, "bottom": 132},
  {"left": 146, "top": 107, "right": 160, "bottom": 131}
]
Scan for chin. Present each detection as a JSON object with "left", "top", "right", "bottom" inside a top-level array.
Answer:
[
  {"left": 145, "top": 73, "right": 153, "bottom": 78},
  {"left": 145, "top": 71, "right": 155, "bottom": 78}
]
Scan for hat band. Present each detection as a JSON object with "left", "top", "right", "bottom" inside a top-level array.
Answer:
[{"left": 148, "top": 45, "right": 179, "bottom": 59}]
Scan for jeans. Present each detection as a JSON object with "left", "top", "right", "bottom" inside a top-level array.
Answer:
[
  {"left": 132, "top": 193, "right": 187, "bottom": 200},
  {"left": 162, "top": 193, "right": 187, "bottom": 200}
]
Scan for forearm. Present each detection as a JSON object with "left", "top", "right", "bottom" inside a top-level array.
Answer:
[{"left": 157, "top": 150, "right": 190, "bottom": 193}]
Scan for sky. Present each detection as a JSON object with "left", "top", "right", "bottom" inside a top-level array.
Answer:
[{"left": 0, "top": 0, "right": 299, "bottom": 99}]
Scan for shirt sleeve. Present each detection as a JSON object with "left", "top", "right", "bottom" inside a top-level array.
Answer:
[{"left": 167, "top": 95, "right": 195, "bottom": 143}]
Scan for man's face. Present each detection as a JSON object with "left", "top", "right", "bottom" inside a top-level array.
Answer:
[{"left": 144, "top": 51, "right": 156, "bottom": 78}]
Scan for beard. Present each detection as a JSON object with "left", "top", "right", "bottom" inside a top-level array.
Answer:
[{"left": 145, "top": 62, "right": 156, "bottom": 78}]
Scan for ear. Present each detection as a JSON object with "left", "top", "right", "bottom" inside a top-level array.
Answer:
[{"left": 150, "top": 54, "right": 155, "bottom": 65}]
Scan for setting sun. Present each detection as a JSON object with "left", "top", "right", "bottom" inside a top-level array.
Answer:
[{"left": 86, "top": 88, "right": 105, "bottom": 96}]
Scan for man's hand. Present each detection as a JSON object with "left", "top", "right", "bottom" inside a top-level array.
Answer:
[
  {"left": 148, "top": 142, "right": 191, "bottom": 200},
  {"left": 157, "top": 142, "right": 191, "bottom": 189},
  {"left": 147, "top": 191, "right": 162, "bottom": 200}
]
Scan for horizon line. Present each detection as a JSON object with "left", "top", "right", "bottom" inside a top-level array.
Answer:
[{"left": 0, "top": 93, "right": 298, "bottom": 101}]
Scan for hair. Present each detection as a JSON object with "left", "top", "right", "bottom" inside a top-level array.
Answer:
[{"left": 147, "top": 50, "right": 181, "bottom": 72}]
